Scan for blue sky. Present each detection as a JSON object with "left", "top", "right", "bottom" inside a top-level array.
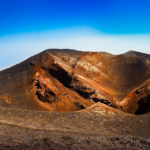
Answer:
[{"left": 0, "top": 0, "right": 150, "bottom": 70}]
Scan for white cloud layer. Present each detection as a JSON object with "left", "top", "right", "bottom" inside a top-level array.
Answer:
[{"left": 0, "top": 26, "right": 150, "bottom": 71}]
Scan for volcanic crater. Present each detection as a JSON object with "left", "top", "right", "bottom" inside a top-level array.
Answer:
[
  {"left": 0, "top": 49, "right": 150, "bottom": 115},
  {"left": 1, "top": 49, "right": 150, "bottom": 149}
]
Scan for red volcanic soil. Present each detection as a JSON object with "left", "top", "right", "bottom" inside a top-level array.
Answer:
[{"left": 0, "top": 49, "right": 150, "bottom": 149}]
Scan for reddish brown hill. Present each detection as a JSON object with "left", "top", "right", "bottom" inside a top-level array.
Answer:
[{"left": 0, "top": 49, "right": 150, "bottom": 115}]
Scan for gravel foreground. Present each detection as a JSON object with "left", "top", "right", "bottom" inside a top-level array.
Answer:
[
  {"left": 0, "top": 103, "right": 150, "bottom": 150},
  {"left": 0, "top": 122, "right": 150, "bottom": 150}
]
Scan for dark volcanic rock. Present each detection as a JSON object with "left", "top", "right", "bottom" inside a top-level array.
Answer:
[{"left": 0, "top": 49, "right": 150, "bottom": 149}]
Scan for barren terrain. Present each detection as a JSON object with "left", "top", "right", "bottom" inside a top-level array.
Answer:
[{"left": 0, "top": 49, "right": 150, "bottom": 149}]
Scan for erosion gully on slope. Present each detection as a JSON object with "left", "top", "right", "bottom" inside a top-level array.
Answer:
[{"left": 33, "top": 66, "right": 150, "bottom": 115}]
